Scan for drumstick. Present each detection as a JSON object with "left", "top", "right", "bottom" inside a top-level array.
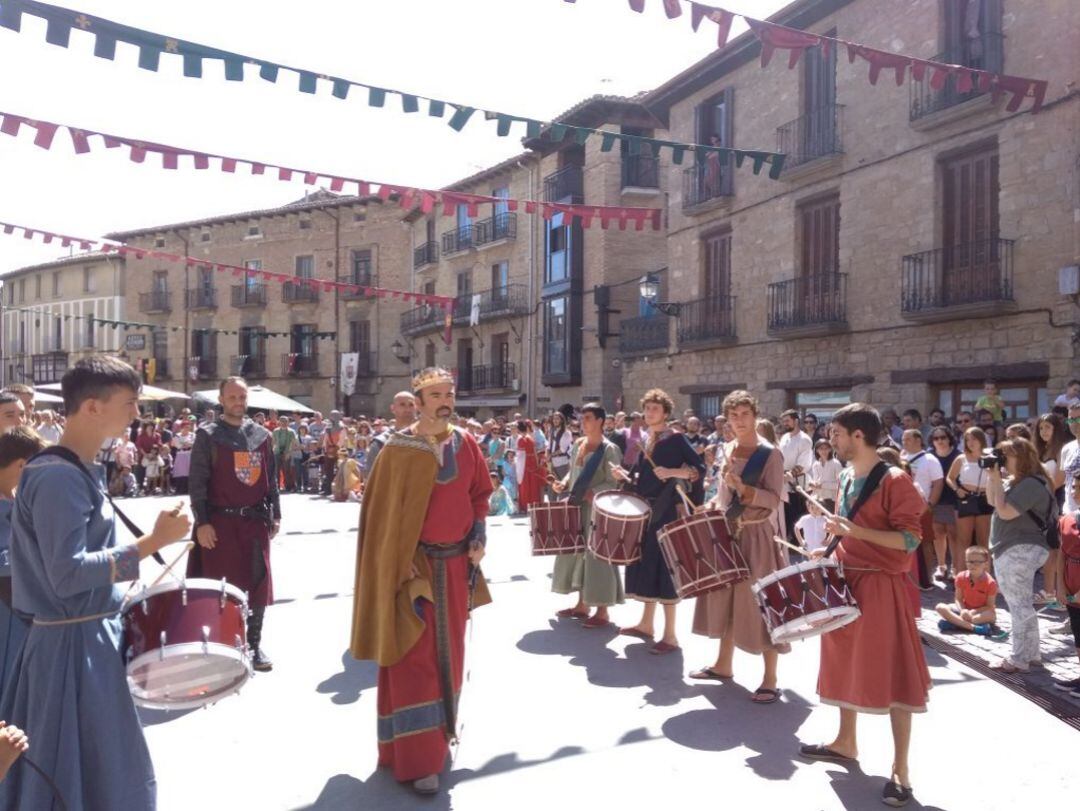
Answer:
[
  {"left": 773, "top": 535, "right": 810, "bottom": 558},
  {"left": 148, "top": 542, "right": 194, "bottom": 590},
  {"left": 794, "top": 486, "right": 836, "bottom": 519},
  {"left": 674, "top": 483, "right": 695, "bottom": 514}
]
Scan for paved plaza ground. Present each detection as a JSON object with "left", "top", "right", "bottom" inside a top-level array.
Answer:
[{"left": 121, "top": 494, "right": 1075, "bottom": 810}]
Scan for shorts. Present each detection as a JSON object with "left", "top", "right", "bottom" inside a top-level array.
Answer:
[{"left": 932, "top": 504, "right": 957, "bottom": 525}]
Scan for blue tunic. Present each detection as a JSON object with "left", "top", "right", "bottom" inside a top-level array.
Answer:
[
  {"left": 0, "top": 454, "right": 153, "bottom": 811},
  {"left": 0, "top": 499, "right": 28, "bottom": 704}
]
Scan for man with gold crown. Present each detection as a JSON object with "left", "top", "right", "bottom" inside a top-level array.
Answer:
[{"left": 350, "top": 366, "right": 492, "bottom": 795}]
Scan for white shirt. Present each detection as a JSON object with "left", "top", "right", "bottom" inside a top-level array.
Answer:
[
  {"left": 37, "top": 423, "right": 62, "bottom": 444},
  {"left": 902, "top": 450, "right": 943, "bottom": 503},
  {"left": 808, "top": 458, "right": 843, "bottom": 502},
  {"left": 795, "top": 513, "right": 829, "bottom": 551},
  {"left": 1061, "top": 439, "right": 1080, "bottom": 515},
  {"left": 1054, "top": 393, "right": 1079, "bottom": 408},
  {"left": 778, "top": 429, "right": 813, "bottom": 489}
]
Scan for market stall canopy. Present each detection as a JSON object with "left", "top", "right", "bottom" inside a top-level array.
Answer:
[
  {"left": 37, "top": 382, "right": 189, "bottom": 402},
  {"left": 191, "top": 386, "right": 315, "bottom": 415},
  {"left": 32, "top": 391, "right": 63, "bottom": 404}
]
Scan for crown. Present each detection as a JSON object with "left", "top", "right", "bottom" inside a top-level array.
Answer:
[{"left": 411, "top": 367, "right": 455, "bottom": 392}]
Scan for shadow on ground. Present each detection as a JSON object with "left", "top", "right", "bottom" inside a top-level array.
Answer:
[{"left": 316, "top": 649, "right": 378, "bottom": 705}]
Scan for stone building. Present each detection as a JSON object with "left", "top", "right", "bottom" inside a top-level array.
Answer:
[
  {"left": 617, "top": 0, "right": 1079, "bottom": 421},
  {"left": 109, "top": 191, "right": 413, "bottom": 415},
  {"left": 0, "top": 251, "right": 128, "bottom": 387}
]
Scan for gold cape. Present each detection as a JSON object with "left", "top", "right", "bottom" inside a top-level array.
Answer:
[{"left": 349, "top": 432, "right": 491, "bottom": 667}]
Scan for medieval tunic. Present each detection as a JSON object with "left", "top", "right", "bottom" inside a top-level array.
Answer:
[
  {"left": 516, "top": 432, "right": 544, "bottom": 513},
  {"left": 551, "top": 438, "right": 625, "bottom": 607},
  {"left": 692, "top": 442, "right": 791, "bottom": 655},
  {"left": 187, "top": 418, "right": 280, "bottom": 608},
  {"left": 0, "top": 498, "right": 27, "bottom": 704},
  {"left": 0, "top": 454, "right": 153, "bottom": 811},
  {"left": 817, "top": 466, "right": 932, "bottom": 714},
  {"left": 351, "top": 427, "right": 492, "bottom": 783},
  {"left": 624, "top": 430, "right": 706, "bottom": 603}
]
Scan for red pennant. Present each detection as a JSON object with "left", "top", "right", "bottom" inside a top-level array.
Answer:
[
  {"left": 330, "top": 176, "right": 345, "bottom": 192},
  {"left": 69, "top": 129, "right": 90, "bottom": 153},
  {"left": 507, "top": 199, "right": 518, "bottom": 212},
  {"left": 357, "top": 181, "right": 371, "bottom": 197},
  {"left": 746, "top": 19, "right": 821, "bottom": 69},
  {"left": 103, "top": 135, "right": 121, "bottom": 148},
  {"left": 0, "top": 115, "right": 22, "bottom": 137},
  {"left": 251, "top": 162, "right": 266, "bottom": 175},
  {"left": 32, "top": 121, "right": 59, "bottom": 149},
  {"left": 525, "top": 201, "right": 536, "bottom": 214},
  {"left": 709, "top": 9, "right": 734, "bottom": 46},
  {"left": 304, "top": 172, "right": 318, "bottom": 185},
  {"left": 129, "top": 145, "right": 147, "bottom": 163},
  {"left": 662, "top": 0, "right": 681, "bottom": 19},
  {"left": 162, "top": 150, "right": 179, "bottom": 170},
  {"left": 222, "top": 157, "right": 237, "bottom": 172},
  {"left": 278, "top": 168, "right": 292, "bottom": 181},
  {"left": 193, "top": 153, "right": 210, "bottom": 170}
]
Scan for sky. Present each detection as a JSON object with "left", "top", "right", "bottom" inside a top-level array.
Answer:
[{"left": 0, "top": 0, "right": 787, "bottom": 275}]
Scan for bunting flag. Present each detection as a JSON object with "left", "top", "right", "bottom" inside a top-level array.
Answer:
[
  {"left": 566, "top": 0, "right": 1049, "bottom": 114},
  {"left": 0, "top": 218, "right": 457, "bottom": 316},
  {"left": 0, "top": 0, "right": 786, "bottom": 174},
  {"left": 0, "top": 109, "right": 701, "bottom": 226}
]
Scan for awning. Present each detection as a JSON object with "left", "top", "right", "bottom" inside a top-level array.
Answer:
[
  {"left": 454, "top": 395, "right": 525, "bottom": 409},
  {"left": 37, "top": 382, "right": 189, "bottom": 401},
  {"left": 191, "top": 385, "right": 316, "bottom": 415},
  {"left": 33, "top": 391, "right": 63, "bottom": 404}
]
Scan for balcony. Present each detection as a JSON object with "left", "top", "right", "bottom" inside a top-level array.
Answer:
[
  {"left": 139, "top": 291, "right": 171, "bottom": 314},
  {"left": 283, "top": 352, "right": 319, "bottom": 377},
  {"left": 232, "top": 354, "right": 267, "bottom": 378},
  {"left": 400, "top": 305, "right": 445, "bottom": 337},
  {"left": 621, "top": 154, "right": 660, "bottom": 190},
  {"left": 193, "top": 355, "right": 218, "bottom": 380},
  {"left": 414, "top": 241, "right": 438, "bottom": 269},
  {"left": 231, "top": 283, "right": 267, "bottom": 308},
  {"left": 619, "top": 316, "right": 668, "bottom": 357},
  {"left": 452, "top": 284, "right": 530, "bottom": 324},
  {"left": 910, "top": 35, "right": 1004, "bottom": 124},
  {"left": 543, "top": 165, "right": 583, "bottom": 202},
  {"left": 901, "top": 238, "right": 1016, "bottom": 322},
  {"left": 186, "top": 287, "right": 217, "bottom": 310},
  {"left": 682, "top": 162, "right": 733, "bottom": 211},
  {"left": 459, "top": 362, "right": 517, "bottom": 393},
  {"left": 442, "top": 225, "right": 475, "bottom": 255},
  {"left": 677, "top": 295, "right": 737, "bottom": 348},
  {"left": 474, "top": 213, "right": 517, "bottom": 245},
  {"left": 338, "top": 270, "right": 375, "bottom": 300},
  {"left": 341, "top": 351, "right": 377, "bottom": 378},
  {"left": 767, "top": 273, "right": 848, "bottom": 337},
  {"left": 282, "top": 280, "right": 319, "bottom": 304},
  {"left": 775, "top": 104, "right": 844, "bottom": 171}
]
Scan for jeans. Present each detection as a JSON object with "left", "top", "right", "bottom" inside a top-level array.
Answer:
[{"left": 994, "top": 543, "right": 1050, "bottom": 665}]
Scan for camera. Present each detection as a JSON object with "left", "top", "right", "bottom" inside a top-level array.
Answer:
[{"left": 978, "top": 449, "right": 1006, "bottom": 470}]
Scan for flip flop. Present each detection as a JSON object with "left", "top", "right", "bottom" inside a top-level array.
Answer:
[
  {"left": 582, "top": 616, "right": 612, "bottom": 629},
  {"left": 689, "top": 666, "right": 732, "bottom": 681},
  {"left": 618, "top": 627, "right": 654, "bottom": 641},
  {"left": 649, "top": 641, "right": 680, "bottom": 655},
  {"left": 751, "top": 686, "right": 782, "bottom": 704},
  {"left": 556, "top": 608, "right": 589, "bottom": 619},
  {"left": 798, "top": 743, "right": 858, "bottom": 763}
]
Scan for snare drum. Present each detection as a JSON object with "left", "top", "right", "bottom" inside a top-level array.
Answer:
[
  {"left": 122, "top": 577, "right": 252, "bottom": 710},
  {"left": 588, "top": 491, "right": 650, "bottom": 565},
  {"left": 529, "top": 500, "right": 585, "bottom": 555},
  {"left": 658, "top": 510, "right": 749, "bottom": 599},
  {"left": 751, "top": 559, "right": 860, "bottom": 645}
]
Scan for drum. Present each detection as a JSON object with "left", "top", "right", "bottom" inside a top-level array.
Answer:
[
  {"left": 529, "top": 500, "right": 585, "bottom": 555},
  {"left": 588, "top": 491, "right": 650, "bottom": 565},
  {"left": 122, "top": 577, "right": 252, "bottom": 710},
  {"left": 657, "top": 510, "right": 749, "bottom": 599},
  {"left": 751, "top": 559, "right": 860, "bottom": 645}
]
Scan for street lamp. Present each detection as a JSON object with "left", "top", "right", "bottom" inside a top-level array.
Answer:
[
  {"left": 391, "top": 339, "right": 411, "bottom": 365},
  {"left": 638, "top": 272, "right": 682, "bottom": 317}
]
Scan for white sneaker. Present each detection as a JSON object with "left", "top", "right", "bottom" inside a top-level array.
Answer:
[
  {"left": 413, "top": 775, "right": 439, "bottom": 795},
  {"left": 1048, "top": 620, "right": 1071, "bottom": 636}
]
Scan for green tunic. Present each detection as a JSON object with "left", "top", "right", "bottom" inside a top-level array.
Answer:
[{"left": 551, "top": 439, "right": 625, "bottom": 606}]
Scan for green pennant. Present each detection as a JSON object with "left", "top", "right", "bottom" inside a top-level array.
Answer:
[
  {"left": 137, "top": 44, "right": 161, "bottom": 72},
  {"left": 43, "top": 17, "right": 71, "bottom": 48},
  {"left": 768, "top": 154, "right": 786, "bottom": 180},
  {"left": 259, "top": 62, "right": 278, "bottom": 82},
  {"left": 670, "top": 144, "right": 686, "bottom": 165},
  {"left": 93, "top": 33, "right": 117, "bottom": 59},
  {"left": 332, "top": 79, "right": 349, "bottom": 99},
  {"left": 368, "top": 87, "right": 386, "bottom": 107},
  {"left": 525, "top": 120, "right": 542, "bottom": 139},
  {"left": 224, "top": 57, "right": 244, "bottom": 81},
  {"left": 298, "top": 71, "right": 317, "bottom": 94},
  {"left": 694, "top": 145, "right": 708, "bottom": 164},
  {"left": 600, "top": 131, "right": 618, "bottom": 153},
  {"left": 574, "top": 128, "right": 590, "bottom": 146},
  {"left": 183, "top": 53, "right": 202, "bottom": 78},
  {"left": 733, "top": 151, "right": 745, "bottom": 169},
  {"left": 401, "top": 93, "right": 419, "bottom": 113},
  {"left": 626, "top": 136, "right": 641, "bottom": 156},
  {"left": 496, "top": 114, "right": 514, "bottom": 137},
  {"left": 751, "top": 154, "right": 766, "bottom": 175},
  {"left": 447, "top": 106, "right": 475, "bottom": 131},
  {"left": 548, "top": 123, "right": 567, "bottom": 142},
  {"left": 428, "top": 99, "right": 445, "bottom": 117}
]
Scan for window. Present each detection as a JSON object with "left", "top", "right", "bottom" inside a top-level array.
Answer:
[
  {"left": 491, "top": 261, "right": 509, "bottom": 294},
  {"left": 352, "top": 249, "right": 372, "bottom": 284},
  {"left": 543, "top": 297, "right": 568, "bottom": 375},
  {"left": 31, "top": 352, "right": 67, "bottom": 384},
  {"left": 545, "top": 212, "right": 569, "bottom": 283},
  {"left": 291, "top": 324, "right": 317, "bottom": 356},
  {"left": 425, "top": 219, "right": 436, "bottom": 244},
  {"left": 244, "top": 259, "right": 262, "bottom": 291},
  {"left": 353, "top": 212, "right": 366, "bottom": 223},
  {"left": 803, "top": 30, "right": 837, "bottom": 117},
  {"left": 191, "top": 329, "right": 215, "bottom": 359},
  {"left": 17, "top": 279, "right": 25, "bottom": 303},
  {"left": 349, "top": 320, "right": 371, "bottom": 354},
  {"left": 154, "top": 237, "right": 166, "bottom": 248},
  {"left": 152, "top": 328, "right": 167, "bottom": 360},
  {"left": 53, "top": 316, "right": 62, "bottom": 351},
  {"left": 456, "top": 271, "right": 472, "bottom": 299},
  {"left": 492, "top": 187, "right": 509, "bottom": 218},
  {"left": 295, "top": 255, "right": 314, "bottom": 280},
  {"left": 703, "top": 230, "right": 732, "bottom": 300},
  {"left": 5, "top": 284, "right": 12, "bottom": 305},
  {"left": 152, "top": 271, "right": 168, "bottom": 293},
  {"left": 424, "top": 342, "right": 436, "bottom": 368},
  {"left": 198, "top": 266, "right": 214, "bottom": 291},
  {"left": 936, "top": 381, "right": 1048, "bottom": 422},
  {"left": 691, "top": 392, "right": 727, "bottom": 420},
  {"left": 943, "top": 0, "right": 1003, "bottom": 71},
  {"left": 239, "top": 326, "right": 265, "bottom": 358},
  {"left": 85, "top": 315, "right": 95, "bottom": 348},
  {"left": 620, "top": 126, "right": 659, "bottom": 188},
  {"left": 200, "top": 231, "right": 211, "bottom": 242},
  {"left": 942, "top": 146, "right": 999, "bottom": 249},
  {"left": 792, "top": 389, "right": 852, "bottom": 420},
  {"left": 299, "top": 219, "right": 312, "bottom": 230},
  {"left": 692, "top": 87, "right": 734, "bottom": 198},
  {"left": 247, "top": 224, "right": 261, "bottom": 237},
  {"left": 52, "top": 271, "right": 61, "bottom": 296},
  {"left": 34, "top": 275, "right": 41, "bottom": 299},
  {"left": 799, "top": 193, "right": 840, "bottom": 275},
  {"left": 83, "top": 266, "right": 96, "bottom": 294}
]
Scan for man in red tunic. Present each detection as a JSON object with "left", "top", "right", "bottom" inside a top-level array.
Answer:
[
  {"left": 350, "top": 367, "right": 492, "bottom": 795},
  {"left": 188, "top": 376, "right": 281, "bottom": 672},
  {"left": 799, "top": 403, "right": 930, "bottom": 808},
  {"left": 515, "top": 420, "right": 543, "bottom": 513}
]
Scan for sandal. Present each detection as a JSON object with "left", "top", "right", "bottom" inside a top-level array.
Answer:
[
  {"left": 556, "top": 608, "right": 589, "bottom": 619},
  {"left": 649, "top": 640, "right": 680, "bottom": 655},
  {"left": 988, "top": 657, "right": 1027, "bottom": 673},
  {"left": 618, "top": 627, "right": 654, "bottom": 641},
  {"left": 798, "top": 743, "right": 857, "bottom": 763},
  {"left": 751, "top": 686, "right": 782, "bottom": 704},
  {"left": 582, "top": 615, "right": 612, "bottom": 629},
  {"left": 882, "top": 780, "right": 914, "bottom": 807},
  {"left": 689, "top": 666, "right": 732, "bottom": 681}
]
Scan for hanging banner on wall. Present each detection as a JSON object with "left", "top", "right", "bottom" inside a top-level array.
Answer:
[{"left": 339, "top": 352, "right": 358, "bottom": 396}]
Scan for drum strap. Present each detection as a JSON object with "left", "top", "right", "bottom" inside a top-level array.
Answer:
[
  {"left": 567, "top": 442, "right": 607, "bottom": 506},
  {"left": 725, "top": 441, "right": 775, "bottom": 522},
  {"left": 822, "top": 462, "right": 891, "bottom": 558}
]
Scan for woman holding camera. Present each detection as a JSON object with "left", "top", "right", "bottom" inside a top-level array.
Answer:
[
  {"left": 946, "top": 427, "right": 995, "bottom": 568},
  {"left": 986, "top": 437, "right": 1056, "bottom": 673}
]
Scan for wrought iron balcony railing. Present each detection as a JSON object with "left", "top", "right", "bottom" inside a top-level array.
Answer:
[
  {"left": 682, "top": 161, "right": 733, "bottom": 210},
  {"left": 543, "top": 165, "right": 583, "bottom": 202},
  {"left": 619, "top": 315, "right": 668, "bottom": 356},
  {"left": 231, "top": 283, "right": 267, "bottom": 308},
  {"left": 901, "top": 238, "right": 1015, "bottom": 314},
  {"left": 442, "top": 225, "right": 475, "bottom": 255},
  {"left": 767, "top": 272, "right": 848, "bottom": 333},
  {"left": 400, "top": 304, "right": 445, "bottom": 336},
  {"left": 282, "top": 280, "right": 319, "bottom": 304},
  {"left": 459, "top": 361, "right": 517, "bottom": 392},
  {"left": 139, "top": 291, "right": 171, "bottom": 313},
  {"left": 338, "top": 270, "right": 375, "bottom": 299},
  {"left": 193, "top": 355, "right": 218, "bottom": 379},
  {"left": 909, "top": 34, "right": 1005, "bottom": 121},
  {"left": 282, "top": 352, "right": 319, "bottom": 376},
  {"left": 413, "top": 241, "right": 438, "bottom": 269},
  {"left": 677, "top": 295, "right": 736, "bottom": 346},
  {"left": 451, "top": 284, "right": 529, "bottom": 324},
  {"left": 621, "top": 154, "right": 660, "bottom": 189},
  {"left": 775, "top": 104, "right": 844, "bottom": 169},
  {"left": 232, "top": 354, "right": 267, "bottom": 378},
  {"left": 474, "top": 212, "right": 517, "bottom": 245},
  {"left": 186, "top": 287, "right": 217, "bottom": 310}
]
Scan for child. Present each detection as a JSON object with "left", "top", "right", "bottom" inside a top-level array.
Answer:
[
  {"left": 0, "top": 427, "right": 48, "bottom": 704},
  {"left": 158, "top": 443, "right": 173, "bottom": 494},
  {"left": 111, "top": 465, "right": 138, "bottom": 498},
  {"left": 142, "top": 446, "right": 163, "bottom": 494},
  {"left": 935, "top": 546, "right": 1002, "bottom": 636},
  {"left": 331, "top": 448, "right": 363, "bottom": 503},
  {"left": 488, "top": 471, "right": 514, "bottom": 516},
  {"left": 975, "top": 379, "right": 1006, "bottom": 424},
  {"left": 807, "top": 439, "right": 843, "bottom": 512},
  {"left": 794, "top": 498, "right": 829, "bottom": 552}
]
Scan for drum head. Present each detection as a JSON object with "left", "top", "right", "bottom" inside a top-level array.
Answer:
[
  {"left": 593, "top": 492, "right": 650, "bottom": 517},
  {"left": 128, "top": 644, "right": 251, "bottom": 710}
]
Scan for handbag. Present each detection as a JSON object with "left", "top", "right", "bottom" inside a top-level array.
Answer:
[{"left": 956, "top": 468, "right": 986, "bottom": 517}]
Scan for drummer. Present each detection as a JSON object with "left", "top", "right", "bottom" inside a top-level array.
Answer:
[
  {"left": 690, "top": 390, "right": 790, "bottom": 703},
  {"left": 0, "top": 355, "right": 191, "bottom": 810},
  {"left": 550, "top": 403, "right": 625, "bottom": 627},
  {"left": 611, "top": 388, "right": 705, "bottom": 654}
]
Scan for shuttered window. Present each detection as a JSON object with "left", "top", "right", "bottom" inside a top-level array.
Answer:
[
  {"left": 703, "top": 230, "right": 732, "bottom": 299},
  {"left": 349, "top": 320, "right": 370, "bottom": 354},
  {"left": 799, "top": 194, "right": 840, "bottom": 276}
]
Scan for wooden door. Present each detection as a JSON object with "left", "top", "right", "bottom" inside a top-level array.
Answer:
[{"left": 942, "top": 147, "right": 999, "bottom": 303}]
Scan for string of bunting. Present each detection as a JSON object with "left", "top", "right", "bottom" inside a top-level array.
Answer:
[
  {"left": 0, "top": 109, "right": 674, "bottom": 230},
  {"left": 563, "top": 0, "right": 1048, "bottom": 113},
  {"left": 0, "top": 218, "right": 455, "bottom": 329},
  {"left": 0, "top": 0, "right": 787, "bottom": 178}
]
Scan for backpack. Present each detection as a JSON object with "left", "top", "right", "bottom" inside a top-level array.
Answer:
[{"left": 1025, "top": 478, "right": 1060, "bottom": 550}]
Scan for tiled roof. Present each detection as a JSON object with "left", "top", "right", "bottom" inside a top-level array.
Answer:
[{"left": 2, "top": 250, "right": 121, "bottom": 279}]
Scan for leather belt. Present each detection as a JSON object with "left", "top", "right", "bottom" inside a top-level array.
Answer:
[
  {"left": 419, "top": 539, "right": 470, "bottom": 559},
  {"left": 211, "top": 504, "right": 266, "bottom": 519}
]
